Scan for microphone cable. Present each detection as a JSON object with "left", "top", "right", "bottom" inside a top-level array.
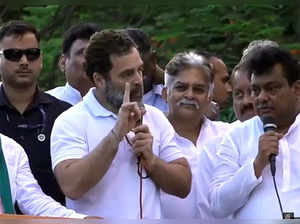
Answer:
[
  {"left": 262, "top": 116, "right": 284, "bottom": 219},
  {"left": 125, "top": 118, "right": 149, "bottom": 219},
  {"left": 271, "top": 172, "right": 284, "bottom": 219}
]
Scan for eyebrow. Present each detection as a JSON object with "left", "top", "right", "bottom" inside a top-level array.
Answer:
[
  {"left": 251, "top": 80, "right": 281, "bottom": 86},
  {"left": 174, "top": 81, "right": 207, "bottom": 87}
]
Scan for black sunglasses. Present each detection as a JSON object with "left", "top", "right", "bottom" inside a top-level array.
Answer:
[{"left": 0, "top": 48, "right": 41, "bottom": 62}]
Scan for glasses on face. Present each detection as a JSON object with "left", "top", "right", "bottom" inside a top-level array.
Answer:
[{"left": 0, "top": 48, "right": 41, "bottom": 62}]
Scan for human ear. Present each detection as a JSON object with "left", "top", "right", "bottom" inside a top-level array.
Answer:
[
  {"left": 292, "top": 80, "right": 300, "bottom": 98},
  {"left": 162, "top": 87, "right": 168, "bottom": 103},
  {"left": 93, "top": 72, "right": 106, "bottom": 88},
  {"left": 58, "top": 54, "right": 66, "bottom": 73}
]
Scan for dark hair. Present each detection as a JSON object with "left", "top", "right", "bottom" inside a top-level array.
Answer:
[
  {"left": 62, "top": 23, "right": 100, "bottom": 56},
  {"left": 246, "top": 46, "right": 300, "bottom": 85},
  {"left": 231, "top": 60, "right": 252, "bottom": 82},
  {"left": 241, "top": 39, "right": 279, "bottom": 63},
  {"left": 0, "top": 20, "right": 40, "bottom": 43},
  {"left": 125, "top": 28, "right": 151, "bottom": 57},
  {"left": 84, "top": 29, "right": 137, "bottom": 81}
]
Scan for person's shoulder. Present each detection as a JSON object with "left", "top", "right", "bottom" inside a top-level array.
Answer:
[
  {"left": 42, "top": 92, "right": 72, "bottom": 110},
  {"left": 54, "top": 100, "right": 87, "bottom": 124},
  {"left": 46, "top": 86, "right": 64, "bottom": 95},
  {"left": 144, "top": 104, "right": 168, "bottom": 122},
  {"left": 210, "top": 119, "right": 231, "bottom": 129},
  {"left": 144, "top": 104, "right": 166, "bottom": 116},
  {"left": 228, "top": 116, "right": 261, "bottom": 136},
  {"left": 0, "top": 133, "right": 24, "bottom": 156}
]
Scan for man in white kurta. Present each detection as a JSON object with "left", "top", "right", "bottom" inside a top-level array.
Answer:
[
  {"left": 210, "top": 46, "right": 300, "bottom": 219},
  {"left": 210, "top": 115, "right": 300, "bottom": 218}
]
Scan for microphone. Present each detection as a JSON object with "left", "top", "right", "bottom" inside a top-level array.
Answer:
[{"left": 262, "top": 116, "right": 278, "bottom": 176}]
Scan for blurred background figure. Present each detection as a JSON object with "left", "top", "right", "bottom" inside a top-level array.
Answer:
[
  {"left": 47, "top": 23, "right": 100, "bottom": 105},
  {"left": 198, "top": 51, "right": 234, "bottom": 122},
  {"left": 125, "top": 28, "right": 168, "bottom": 113}
]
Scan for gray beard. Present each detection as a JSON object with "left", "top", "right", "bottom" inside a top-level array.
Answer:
[
  {"left": 105, "top": 80, "right": 124, "bottom": 112},
  {"left": 104, "top": 79, "right": 144, "bottom": 112}
]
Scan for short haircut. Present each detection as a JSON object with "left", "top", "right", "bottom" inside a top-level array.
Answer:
[
  {"left": 195, "top": 49, "right": 216, "bottom": 59},
  {"left": 125, "top": 28, "right": 151, "bottom": 57},
  {"left": 0, "top": 20, "right": 40, "bottom": 43},
  {"left": 241, "top": 39, "right": 279, "bottom": 63},
  {"left": 231, "top": 60, "right": 252, "bottom": 82},
  {"left": 84, "top": 29, "right": 137, "bottom": 81},
  {"left": 62, "top": 23, "right": 100, "bottom": 56},
  {"left": 246, "top": 46, "right": 300, "bottom": 85},
  {"left": 165, "top": 51, "right": 214, "bottom": 95},
  {"left": 195, "top": 50, "right": 224, "bottom": 80}
]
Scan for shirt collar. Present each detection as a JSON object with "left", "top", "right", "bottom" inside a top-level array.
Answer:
[
  {"left": 153, "top": 84, "right": 164, "bottom": 95},
  {"left": 83, "top": 88, "right": 117, "bottom": 118},
  {"left": 65, "top": 82, "right": 83, "bottom": 103},
  {"left": 143, "top": 84, "right": 163, "bottom": 99},
  {"left": 174, "top": 116, "right": 208, "bottom": 146},
  {"left": 284, "top": 113, "right": 300, "bottom": 136},
  {"left": 0, "top": 85, "right": 51, "bottom": 110}
]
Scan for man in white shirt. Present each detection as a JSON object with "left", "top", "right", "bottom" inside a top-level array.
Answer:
[
  {"left": 196, "top": 59, "right": 257, "bottom": 219},
  {"left": 0, "top": 133, "right": 84, "bottom": 218},
  {"left": 160, "top": 51, "right": 230, "bottom": 218},
  {"left": 197, "top": 40, "right": 278, "bottom": 219},
  {"left": 51, "top": 29, "right": 191, "bottom": 218},
  {"left": 210, "top": 46, "right": 300, "bottom": 219},
  {"left": 47, "top": 23, "right": 100, "bottom": 105}
]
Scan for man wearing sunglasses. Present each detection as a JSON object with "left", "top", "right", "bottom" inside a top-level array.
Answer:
[{"left": 0, "top": 20, "right": 71, "bottom": 209}]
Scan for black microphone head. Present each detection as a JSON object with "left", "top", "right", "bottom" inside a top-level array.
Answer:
[{"left": 261, "top": 116, "right": 277, "bottom": 132}]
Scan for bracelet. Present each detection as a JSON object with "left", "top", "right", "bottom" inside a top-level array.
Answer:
[{"left": 111, "top": 129, "right": 122, "bottom": 142}]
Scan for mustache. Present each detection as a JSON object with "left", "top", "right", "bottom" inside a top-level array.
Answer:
[
  {"left": 256, "top": 104, "right": 272, "bottom": 111},
  {"left": 241, "top": 103, "right": 254, "bottom": 114},
  {"left": 16, "top": 68, "right": 32, "bottom": 73},
  {"left": 176, "top": 98, "right": 200, "bottom": 109}
]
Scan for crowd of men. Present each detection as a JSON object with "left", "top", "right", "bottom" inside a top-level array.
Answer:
[{"left": 0, "top": 19, "right": 299, "bottom": 220}]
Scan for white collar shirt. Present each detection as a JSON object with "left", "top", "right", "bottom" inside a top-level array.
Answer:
[
  {"left": 51, "top": 88, "right": 184, "bottom": 218},
  {"left": 0, "top": 134, "right": 84, "bottom": 218},
  {"left": 143, "top": 84, "right": 168, "bottom": 113},
  {"left": 161, "top": 118, "right": 230, "bottom": 218},
  {"left": 47, "top": 82, "right": 83, "bottom": 105},
  {"left": 210, "top": 114, "right": 300, "bottom": 219}
]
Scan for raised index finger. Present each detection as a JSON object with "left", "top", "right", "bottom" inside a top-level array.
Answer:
[{"left": 123, "top": 82, "right": 130, "bottom": 104}]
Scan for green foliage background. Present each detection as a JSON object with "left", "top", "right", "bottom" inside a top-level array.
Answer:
[{"left": 1, "top": 2, "right": 300, "bottom": 90}]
